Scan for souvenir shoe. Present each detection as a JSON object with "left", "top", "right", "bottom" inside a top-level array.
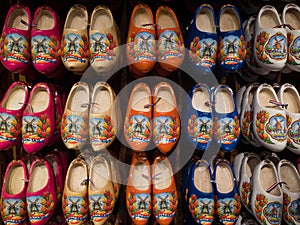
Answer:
[
  {"left": 278, "top": 83, "right": 300, "bottom": 154},
  {"left": 239, "top": 153, "right": 261, "bottom": 214},
  {"left": 126, "top": 152, "right": 151, "bottom": 225},
  {"left": 152, "top": 154, "right": 178, "bottom": 225},
  {"left": 254, "top": 5, "right": 287, "bottom": 71},
  {"left": 218, "top": 4, "right": 246, "bottom": 71},
  {"left": 156, "top": 5, "right": 184, "bottom": 73},
  {"left": 22, "top": 82, "right": 55, "bottom": 154},
  {"left": 62, "top": 158, "right": 89, "bottom": 225},
  {"left": 61, "top": 4, "right": 89, "bottom": 74},
  {"left": 240, "top": 83, "right": 262, "bottom": 147},
  {"left": 26, "top": 158, "right": 57, "bottom": 225},
  {"left": 243, "top": 16, "right": 269, "bottom": 75},
  {"left": 31, "top": 6, "right": 61, "bottom": 76},
  {"left": 0, "top": 5, "right": 31, "bottom": 73},
  {"left": 182, "top": 157, "right": 197, "bottom": 202},
  {"left": 88, "top": 156, "right": 115, "bottom": 225},
  {"left": 236, "top": 85, "right": 247, "bottom": 117},
  {"left": 251, "top": 160, "right": 283, "bottom": 225},
  {"left": 282, "top": 3, "right": 300, "bottom": 72},
  {"left": 187, "top": 160, "right": 214, "bottom": 225},
  {"left": 1, "top": 160, "right": 28, "bottom": 224},
  {"left": 89, "top": 82, "right": 116, "bottom": 151},
  {"left": 45, "top": 152, "right": 64, "bottom": 203},
  {"left": 212, "top": 85, "right": 240, "bottom": 152},
  {"left": 277, "top": 159, "right": 300, "bottom": 225},
  {"left": 126, "top": 3, "right": 156, "bottom": 77},
  {"left": 61, "top": 82, "right": 89, "bottom": 150},
  {"left": 214, "top": 159, "right": 241, "bottom": 225},
  {"left": 186, "top": 83, "right": 213, "bottom": 151},
  {"left": 153, "top": 82, "right": 180, "bottom": 154},
  {"left": 252, "top": 83, "right": 287, "bottom": 152},
  {"left": 89, "top": 5, "right": 120, "bottom": 74},
  {"left": 0, "top": 81, "right": 29, "bottom": 150},
  {"left": 185, "top": 4, "right": 218, "bottom": 72},
  {"left": 124, "top": 83, "right": 152, "bottom": 152},
  {"left": 233, "top": 152, "right": 245, "bottom": 185}
]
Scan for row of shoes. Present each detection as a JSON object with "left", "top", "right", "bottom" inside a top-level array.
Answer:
[
  {"left": 236, "top": 82, "right": 300, "bottom": 154},
  {"left": 244, "top": 3, "right": 300, "bottom": 75},
  {"left": 0, "top": 150, "right": 67, "bottom": 225},
  {"left": 233, "top": 152, "right": 300, "bottom": 225},
  {"left": 126, "top": 152, "right": 178, "bottom": 225}
]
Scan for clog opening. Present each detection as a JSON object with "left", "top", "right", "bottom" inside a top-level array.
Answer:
[
  {"left": 90, "top": 158, "right": 109, "bottom": 191},
  {"left": 91, "top": 85, "right": 111, "bottom": 114},
  {"left": 157, "top": 8, "right": 176, "bottom": 29},
  {"left": 68, "top": 85, "right": 89, "bottom": 113},
  {"left": 260, "top": 9, "right": 280, "bottom": 29},
  {"left": 215, "top": 162, "right": 234, "bottom": 194},
  {"left": 28, "top": 162, "right": 48, "bottom": 192},
  {"left": 220, "top": 8, "right": 240, "bottom": 32},
  {"left": 279, "top": 163, "right": 300, "bottom": 192},
  {"left": 36, "top": 9, "right": 54, "bottom": 30},
  {"left": 285, "top": 8, "right": 300, "bottom": 30},
  {"left": 132, "top": 86, "right": 150, "bottom": 112},
  {"left": 91, "top": 8, "right": 112, "bottom": 30},
  {"left": 215, "top": 89, "right": 234, "bottom": 114},
  {"left": 153, "top": 159, "right": 172, "bottom": 190},
  {"left": 2, "top": 86, "right": 26, "bottom": 110},
  {"left": 132, "top": 162, "right": 150, "bottom": 190},
  {"left": 283, "top": 88, "right": 300, "bottom": 113},
  {"left": 260, "top": 164, "right": 281, "bottom": 196},
  {"left": 66, "top": 8, "right": 87, "bottom": 30},
  {"left": 5, "top": 164, "right": 25, "bottom": 194},
  {"left": 259, "top": 88, "right": 281, "bottom": 109},
  {"left": 30, "top": 87, "right": 49, "bottom": 113},
  {"left": 134, "top": 7, "right": 153, "bottom": 29},
  {"left": 196, "top": 7, "right": 216, "bottom": 33},
  {"left": 7, "top": 9, "right": 29, "bottom": 30},
  {"left": 68, "top": 162, "right": 87, "bottom": 192},
  {"left": 155, "top": 86, "right": 175, "bottom": 113},
  {"left": 192, "top": 87, "right": 211, "bottom": 113},
  {"left": 194, "top": 163, "right": 212, "bottom": 193}
]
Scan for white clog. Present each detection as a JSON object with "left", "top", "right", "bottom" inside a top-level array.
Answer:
[
  {"left": 233, "top": 152, "right": 246, "bottom": 184},
  {"left": 236, "top": 85, "right": 247, "bottom": 117}
]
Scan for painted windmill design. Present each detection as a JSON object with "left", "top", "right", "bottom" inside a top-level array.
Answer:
[
  {"left": 158, "top": 195, "right": 169, "bottom": 210},
  {"left": 0, "top": 115, "right": 10, "bottom": 132},
  {"left": 162, "top": 32, "right": 176, "bottom": 50},
  {"left": 10, "top": 36, "right": 22, "bottom": 53},
  {"left": 34, "top": 37, "right": 47, "bottom": 54},
  {"left": 68, "top": 36, "right": 78, "bottom": 53},
  {"left": 28, "top": 198, "right": 39, "bottom": 213},
  {"left": 138, "top": 196, "right": 149, "bottom": 210},
  {"left": 138, "top": 34, "right": 151, "bottom": 52},
  {"left": 226, "top": 38, "right": 237, "bottom": 54},
  {"left": 157, "top": 118, "right": 169, "bottom": 134},
  {"left": 23, "top": 118, "right": 36, "bottom": 134},
  {"left": 90, "top": 196, "right": 102, "bottom": 211},
  {"left": 203, "top": 41, "right": 214, "bottom": 57},
  {"left": 92, "top": 36, "right": 106, "bottom": 53},
  {"left": 68, "top": 118, "right": 80, "bottom": 134}
]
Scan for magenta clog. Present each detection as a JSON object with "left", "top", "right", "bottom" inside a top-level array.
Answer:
[
  {"left": 22, "top": 82, "right": 55, "bottom": 154},
  {"left": 26, "top": 158, "right": 57, "bottom": 225},
  {"left": 0, "top": 4, "right": 31, "bottom": 73},
  {"left": 1, "top": 160, "right": 28, "bottom": 225},
  {"left": 0, "top": 81, "right": 29, "bottom": 150},
  {"left": 31, "top": 6, "right": 62, "bottom": 76}
]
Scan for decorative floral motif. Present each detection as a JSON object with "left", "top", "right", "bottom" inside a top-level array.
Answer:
[
  {"left": 153, "top": 115, "right": 179, "bottom": 145},
  {"left": 188, "top": 194, "right": 214, "bottom": 224},
  {"left": 288, "top": 34, "right": 300, "bottom": 65},
  {"left": 241, "top": 111, "right": 251, "bottom": 138},
  {"left": 159, "top": 30, "right": 184, "bottom": 61},
  {"left": 61, "top": 34, "right": 89, "bottom": 63},
  {"left": 256, "top": 31, "right": 272, "bottom": 64},
  {"left": 241, "top": 182, "right": 251, "bottom": 208},
  {"left": 0, "top": 113, "right": 21, "bottom": 143},
  {"left": 254, "top": 193, "right": 268, "bottom": 225},
  {"left": 89, "top": 116, "right": 115, "bottom": 147},
  {"left": 187, "top": 115, "right": 213, "bottom": 145},
  {"left": 62, "top": 193, "right": 88, "bottom": 224},
  {"left": 153, "top": 190, "right": 177, "bottom": 220},
  {"left": 216, "top": 116, "right": 240, "bottom": 145},
  {"left": 127, "top": 190, "right": 151, "bottom": 221},
  {"left": 263, "top": 202, "right": 282, "bottom": 225},
  {"left": 1, "top": 198, "right": 26, "bottom": 224},
  {"left": 283, "top": 193, "right": 294, "bottom": 224},
  {"left": 256, "top": 110, "right": 273, "bottom": 144},
  {"left": 265, "top": 32, "right": 287, "bottom": 61},
  {"left": 124, "top": 114, "right": 151, "bottom": 143},
  {"left": 265, "top": 114, "right": 286, "bottom": 142},
  {"left": 289, "top": 199, "right": 300, "bottom": 223},
  {"left": 27, "top": 192, "right": 55, "bottom": 224},
  {"left": 90, "top": 33, "right": 116, "bottom": 63},
  {"left": 89, "top": 191, "right": 114, "bottom": 223},
  {"left": 216, "top": 194, "right": 241, "bottom": 225}
]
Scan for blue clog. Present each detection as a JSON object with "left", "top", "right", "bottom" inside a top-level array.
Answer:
[
  {"left": 185, "top": 4, "right": 218, "bottom": 72},
  {"left": 217, "top": 4, "right": 246, "bottom": 71}
]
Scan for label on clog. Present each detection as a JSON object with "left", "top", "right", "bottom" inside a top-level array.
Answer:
[
  {"left": 187, "top": 115, "right": 213, "bottom": 144},
  {"left": 265, "top": 33, "right": 287, "bottom": 61},
  {"left": 127, "top": 32, "right": 156, "bottom": 62},
  {"left": 0, "top": 33, "right": 30, "bottom": 64},
  {"left": 287, "top": 119, "right": 300, "bottom": 148},
  {"left": 127, "top": 191, "right": 151, "bottom": 221},
  {"left": 0, "top": 113, "right": 21, "bottom": 143},
  {"left": 158, "top": 30, "right": 184, "bottom": 61},
  {"left": 22, "top": 115, "right": 51, "bottom": 144},
  {"left": 31, "top": 35, "right": 60, "bottom": 64},
  {"left": 216, "top": 194, "right": 241, "bottom": 225},
  {"left": 61, "top": 33, "right": 89, "bottom": 63},
  {"left": 89, "top": 191, "right": 114, "bottom": 222},
  {"left": 1, "top": 198, "right": 26, "bottom": 224},
  {"left": 62, "top": 194, "right": 88, "bottom": 224},
  {"left": 288, "top": 34, "right": 300, "bottom": 65},
  {"left": 263, "top": 202, "right": 283, "bottom": 225},
  {"left": 27, "top": 192, "right": 55, "bottom": 224},
  {"left": 215, "top": 116, "right": 240, "bottom": 145},
  {"left": 265, "top": 114, "right": 286, "bottom": 142},
  {"left": 89, "top": 116, "right": 115, "bottom": 146},
  {"left": 289, "top": 199, "right": 300, "bottom": 223},
  {"left": 124, "top": 115, "right": 151, "bottom": 143},
  {"left": 153, "top": 116, "right": 179, "bottom": 145},
  {"left": 283, "top": 193, "right": 300, "bottom": 224},
  {"left": 188, "top": 194, "right": 214, "bottom": 224},
  {"left": 90, "top": 33, "right": 116, "bottom": 63},
  {"left": 153, "top": 191, "right": 177, "bottom": 220}
]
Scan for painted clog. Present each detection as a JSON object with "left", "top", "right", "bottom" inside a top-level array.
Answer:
[
  {"left": 187, "top": 160, "right": 214, "bottom": 225},
  {"left": 212, "top": 85, "right": 240, "bottom": 152},
  {"left": 0, "top": 81, "right": 29, "bottom": 150},
  {"left": 277, "top": 159, "right": 300, "bottom": 225},
  {"left": 152, "top": 154, "right": 178, "bottom": 225},
  {"left": 278, "top": 83, "right": 300, "bottom": 154},
  {"left": 233, "top": 152, "right": 246, "bottom": 185},
  {"left": 88, "top": 156, "right": 115, "bottom": 225},
  {"left": 214, "top": 159, "right": 241, "bottom": 225},
  {"left": 126, "top": 152, "right": 151, "bottom": 225},
  {"left": 156, "top": 5, "right": 184, "bottom": 73},
  {"left": 26, "top": 158, "right": 57, "bottom": 225},
  {"left": 62, "top": 158, "right": 89, "bottom": 225},
  {"left": 153, "top": 82, "right": 180, "bottom": 154},
  {"left": 218, "top": 4, "right": 246, "bottom": 71},
  {"left": 126, "top": 3, "right": 156, "bottom": 77},
  {"left": 61, "top": 5, "right": 89, "bottom": 74},
  {"left": 1, "top": 160, "right": 28, "bottom": 225},
  {"left": 89, "top": 5, "right": 120, "bottom": 74},
  {"left": 282, "top": 3, "right": 300, "bottom": 72},
  {"left": 31, "top": 6, "right": 62, "bottom": 76},
  {"left": 252, "top": 83, "right": 287, "bottom": 152},
  {"left": 251, "top": 160, "right": 283, "bottom": 225},
  {"left": 61, "top": 82, "right": 89, "bottom": 150},
  {"left": 185, "top": 4, "right": 218, "bottom": 72},
  {"left": 243, "top": 16, "right": 269, "bottom": 75},
  {"left": 22, "top": 82, "right": 55, "bottom": 154},
  {"left": 254, "top": 5, "right": 287, "bottom": 71},
  {"left": 124, "top": 83, "right": 152, "bottom": 152},
  {"left": 89, "top": 82, "right": 116, "bottom": 151},
  {"left": 186, "top": 83, "right": 213, "bottom": 151},
  {"left": 0, "top": 5, "right": 31, "bottom": 73}
]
